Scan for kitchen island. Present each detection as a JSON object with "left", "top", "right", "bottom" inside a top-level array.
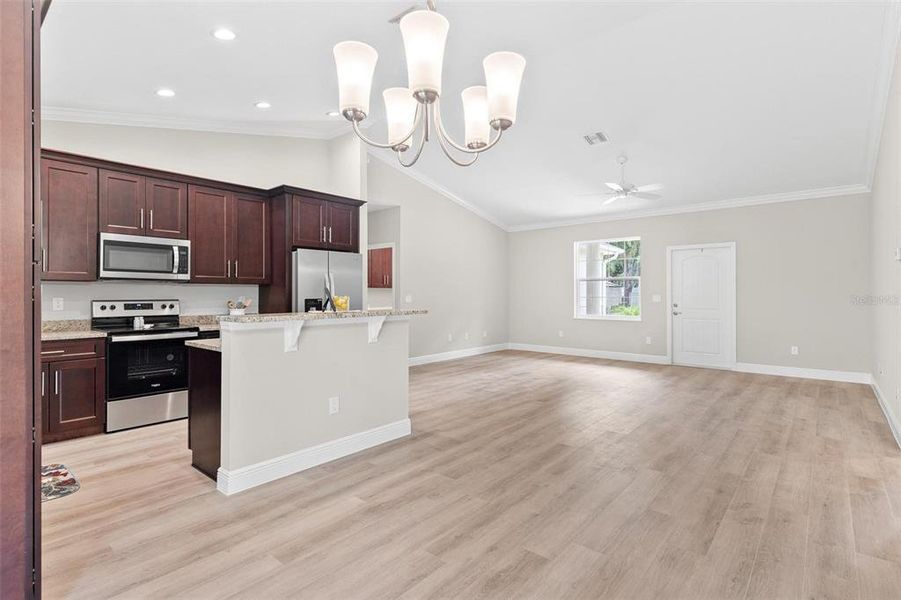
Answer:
[{"left": 187, "top": 309, "right": 426, "bottom": 495}]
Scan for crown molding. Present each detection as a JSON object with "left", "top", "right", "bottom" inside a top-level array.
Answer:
[
  {"left": 365, "top": 150, "right": 509, "bottom": 231},
  {"left": 41, "top": 106, "right": 348, "bottom": 140},
  {"left": 865, "top": 1, "right": 901, "bottom": 187},
  {"left": 506, "top": 184, "right": 871, "bottom": 232}
]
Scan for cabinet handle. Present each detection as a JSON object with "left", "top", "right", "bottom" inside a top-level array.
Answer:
[
  {"left": 328, "top": 227, "right": 332, "bottom": 243},
  {"left": 55, "top": 370, "right": 59, "bottom": 395},
  {"left": 42, "top": 247, "right": 47, "bottom": 272},
  {"left": 235, "top": 260, "right": 239, "bottom": 278},
  {"left": 140, "top": 208, "right": 145, "bottom": 229},
  {"left": 227, "top": 260, "right": 231, "bottom": 278},
  {"left": 41, "top": 371, "right": 45, "bottom": 397},
  {"left": 149, "top": 209, "right": 154, "bottom": 230},
  {"left": 321, "top": 226, "right": 326, "bottom": 243},
  {"left": 40, "top": 350, "right": 65, "bottom": 355}
]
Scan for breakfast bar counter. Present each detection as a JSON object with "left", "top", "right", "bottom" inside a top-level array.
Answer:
[{"left": 190, "top": 309, "right": 426, "bottom": 494}]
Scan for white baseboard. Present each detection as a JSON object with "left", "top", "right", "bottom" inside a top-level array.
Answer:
[
  {"left": 409, "top": 344, "right": 509, "bottom": 366},
  {"left": 872, "top": 380, "right": 901, "bottom": 450},
  {"left": 217, "top": 418, "right": 411, "bottom": 495},
  {"left": 734, "top": 362, "right": 872, "bottom": 384},
  {"left": 507, "top": 343, "right": 670, "bottom": 365}
]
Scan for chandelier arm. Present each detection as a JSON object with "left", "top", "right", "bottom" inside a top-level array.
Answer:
[
  {"left": 433, "top": 99, "right": 504, "bottom": 154},
  {"left": 396, "top": 106, "right": 430, "bottom": 168},
  {"left": 351, "top": 103, "right": 423, "bottom": 150},
  {"left": 434, "top": 122, "right": 480, "bottom": 167}
]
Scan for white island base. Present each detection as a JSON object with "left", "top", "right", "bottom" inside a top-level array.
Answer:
[{"left": 214, "top": 310, "right": 425, "bottom": 495}]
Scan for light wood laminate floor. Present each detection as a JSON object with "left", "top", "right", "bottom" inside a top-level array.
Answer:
[{"left": 43, "top": 350, "right": 901, "bottom": 599}]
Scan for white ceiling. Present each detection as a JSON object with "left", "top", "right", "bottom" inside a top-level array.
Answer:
[{"left": 42, "top": 1, "right": 899, "bottom": 230}]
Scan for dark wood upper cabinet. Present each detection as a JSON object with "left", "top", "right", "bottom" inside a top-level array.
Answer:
[
  {"left": 41, "top": 159, "right": 98, "bottom": 281},
  {"left": 99, "top": 169, "right": 144, "bottom": 235},
  {"left": 190, "top": 186, "right": 269, "bottom": 284},
  {"left": 368, "top": 247, "right": 393, "bottom": 288},
  {"left": 327, "top": 202, "right": 358, "bottom": 252},
  {"left": 189, "top": 185, "right": 231, "bottom": 283},
  {"left": 146, "top": 178, "right": 188, "bottom": 239},
  {"left": 292, "top": 196, "right": 328, "bottom": 249},
  {"left": 232, "top": 194, "right": 269, "bottom": 284}
]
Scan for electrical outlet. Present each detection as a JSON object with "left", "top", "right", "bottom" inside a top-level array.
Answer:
[
  {"left": 447, "top": 333, "right": 453, "bottom": 343},
  {"left": 645, "top": 336, "right": 652, "bottom": 345},
  {"left": 328, "top": 397, "right": 339, "bottom": 415},
  {"left": 652, "top": 294, "right": 662, "bottom": 303},
  {"left": 464, "top": 332, "right": 470, "bottom": 341},
  {"left": 405, "top": 294, "right": 413, "bottom": 304},
  {"left": 879, "top": 363, "right": 885, "bottom": 376},
  {"left": 52, "top": 297, "right": 64, "bottom": 311},
  {"left": 558, "top": 330, "right": 564, "bottom": 338},
  {"left": 790, "top": 346, "right": 799, "bottom": 356}
]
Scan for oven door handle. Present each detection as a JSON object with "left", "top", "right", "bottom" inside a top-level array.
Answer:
[{"left": 110, "top": 331, "right": 199, "bottom": 343}]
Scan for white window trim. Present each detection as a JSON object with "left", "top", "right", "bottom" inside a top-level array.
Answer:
[{"left": 573, "top": 236, "right": 642, "bottom": 322}]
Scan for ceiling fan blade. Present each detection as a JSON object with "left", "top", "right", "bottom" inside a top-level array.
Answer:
[
  {"left": 635, "top": 183, "right": 663, "bottom": 192},
  {"left": 604, "top": 182, "right": 624, "bottom": 192},
  {"left": 632, "top": 192, "right": 662, "bottom": 201},
  {"left": 602, "top": 196, "right": 621, "bottom": 206}
]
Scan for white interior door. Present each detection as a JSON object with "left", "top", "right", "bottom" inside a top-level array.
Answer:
[{"left": 670, "top": 244, "right": 736, "bottom": 368}]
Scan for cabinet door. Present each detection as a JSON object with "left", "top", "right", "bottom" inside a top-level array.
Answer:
[
  {"left": 189, "top": 186, "right": 231, "bottom": 283},
  {"left": 326, "top": 202, "right": 358, "bottom": 252},
  {"left": 382, "top": 246, "right": 393, "bottom": 287},
  {"left": 41, "top": 159, "right": 99, "bottom": 281},
  {"left": 99, "top": 169, "right": 145, "bottom": 235},
  {"left": 367, "top": 249, "right": 381, "bottom": 288},
  {"left": 146, "top": 178, "right": 188, "bottom": 239},
  {"left": 46, "top": 358, "right": 105, "bottom": 436},
  {"left": 291, "top": 196, "right": 327, "bottom": 249},
  {"left": 232, "top": 194, "right": 269, "bottom": 284}
]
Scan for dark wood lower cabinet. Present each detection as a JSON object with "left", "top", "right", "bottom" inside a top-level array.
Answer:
[
  {"left": 188, "top": 347, "right": 221, "bottom": 480},
  {"left": 41, "top": 339, "right": 106, "bottom": 443}
]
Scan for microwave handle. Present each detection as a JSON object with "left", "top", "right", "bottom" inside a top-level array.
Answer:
[{"left": 173, "top": 246, "right": 179, "bottom": 274}]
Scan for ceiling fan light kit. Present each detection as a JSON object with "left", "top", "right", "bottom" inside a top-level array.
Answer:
[{"left": 333, "top": 5, "right": 525, "bottom": 167}]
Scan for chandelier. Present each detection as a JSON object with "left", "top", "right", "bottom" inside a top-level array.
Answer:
[{"left": 333, "top": 6, "right": 526, "bottom": 167}]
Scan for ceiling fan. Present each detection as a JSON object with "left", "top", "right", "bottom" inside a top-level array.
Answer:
[{"left": 588, "top": 155, "right": 663, "bottom": 206}]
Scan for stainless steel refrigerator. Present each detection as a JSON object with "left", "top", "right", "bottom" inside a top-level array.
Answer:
[{"left": 292, "top": 249, "right": 363, "bottom": 312}]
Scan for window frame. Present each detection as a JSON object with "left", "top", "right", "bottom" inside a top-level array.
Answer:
[{"left": 573, "top": 236, "right": 642, "bottom": 322}]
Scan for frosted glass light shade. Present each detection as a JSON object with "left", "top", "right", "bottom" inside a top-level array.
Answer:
[
  {"left": 483, "top": 51, "right": 526, "bottom": 127},
  {"left": 333, "top": 41, "right": 378, "bottom": 119},
  {"left": 383, "top": 87, "right": 418, "bottom": 149},
  {"left": 461, "top": 86, "right": 490, "bottom": 149},
  {"left": 399, "top": 10, "right": 449, "bottom": 98}
]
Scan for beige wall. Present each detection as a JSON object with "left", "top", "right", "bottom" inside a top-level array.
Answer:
[
  {"left": 366, "top": 157, "right": 509, "bottom": 358},
  {"left": 509, "top": 194, "right": 871, "bottom": 372},
  {"left": 871, "top": 41, "right": 901, "bottom": 424}
]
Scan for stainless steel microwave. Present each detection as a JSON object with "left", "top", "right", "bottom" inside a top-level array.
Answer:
[{"left": 99, "top": 233, "right": 190, "bottom": 281}]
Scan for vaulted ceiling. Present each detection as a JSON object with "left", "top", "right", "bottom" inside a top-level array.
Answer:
[{"left": 42, "top": 1, "right": 899, "bottom": 230}]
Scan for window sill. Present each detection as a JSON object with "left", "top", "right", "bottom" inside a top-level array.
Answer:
[{"left": 573, "top": 315, "right": 642, "bottom": 322}]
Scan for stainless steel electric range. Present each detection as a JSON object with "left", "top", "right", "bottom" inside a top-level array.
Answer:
[{"left": 91, "top": 300, "right": 198, "bottom": 432}]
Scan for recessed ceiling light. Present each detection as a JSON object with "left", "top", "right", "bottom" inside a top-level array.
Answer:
[
  {"left": 255, "top": 101, "right": 272, "bottom": 109},
  {"left": 156, "top": 88, "right": 176, "bottom": 98},
  {"left": 326, "top": 110, "right": 341, "bottom": 117},
  {"left": 213, "top": 28, "right": 236, "bottom": 41}
]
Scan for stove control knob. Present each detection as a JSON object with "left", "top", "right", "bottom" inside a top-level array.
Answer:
[
  {"left": 168, "top": 304, "right": 175, "bottom": 309},
  {"left": 109, "top": 304, "right": 117, "bottom": 310},
  {"left": 160, "top": 303, "right": 167, "bottom": 309},
  {"left": 99, "top": 305, "right": 107, "bottom": 311}
]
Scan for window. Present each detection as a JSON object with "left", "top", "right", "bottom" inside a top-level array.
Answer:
[{"left": 574, "top": 237, "right": 641, "bottom": 320}]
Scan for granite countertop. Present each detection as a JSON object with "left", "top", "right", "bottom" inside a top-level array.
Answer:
[
  {"left": 41, "top": 320, "right": 106, "bottom": 341},
  {"left": 186, "top": 338, "right": 221, "bottom": 353},
  {"left": 218, "top": 308, "right": 428, "bottom": 324}
]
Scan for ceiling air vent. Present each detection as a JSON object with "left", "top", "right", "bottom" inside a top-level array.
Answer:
[{"left": 583, "top": 131, "right": 609, "bottom": 146}]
